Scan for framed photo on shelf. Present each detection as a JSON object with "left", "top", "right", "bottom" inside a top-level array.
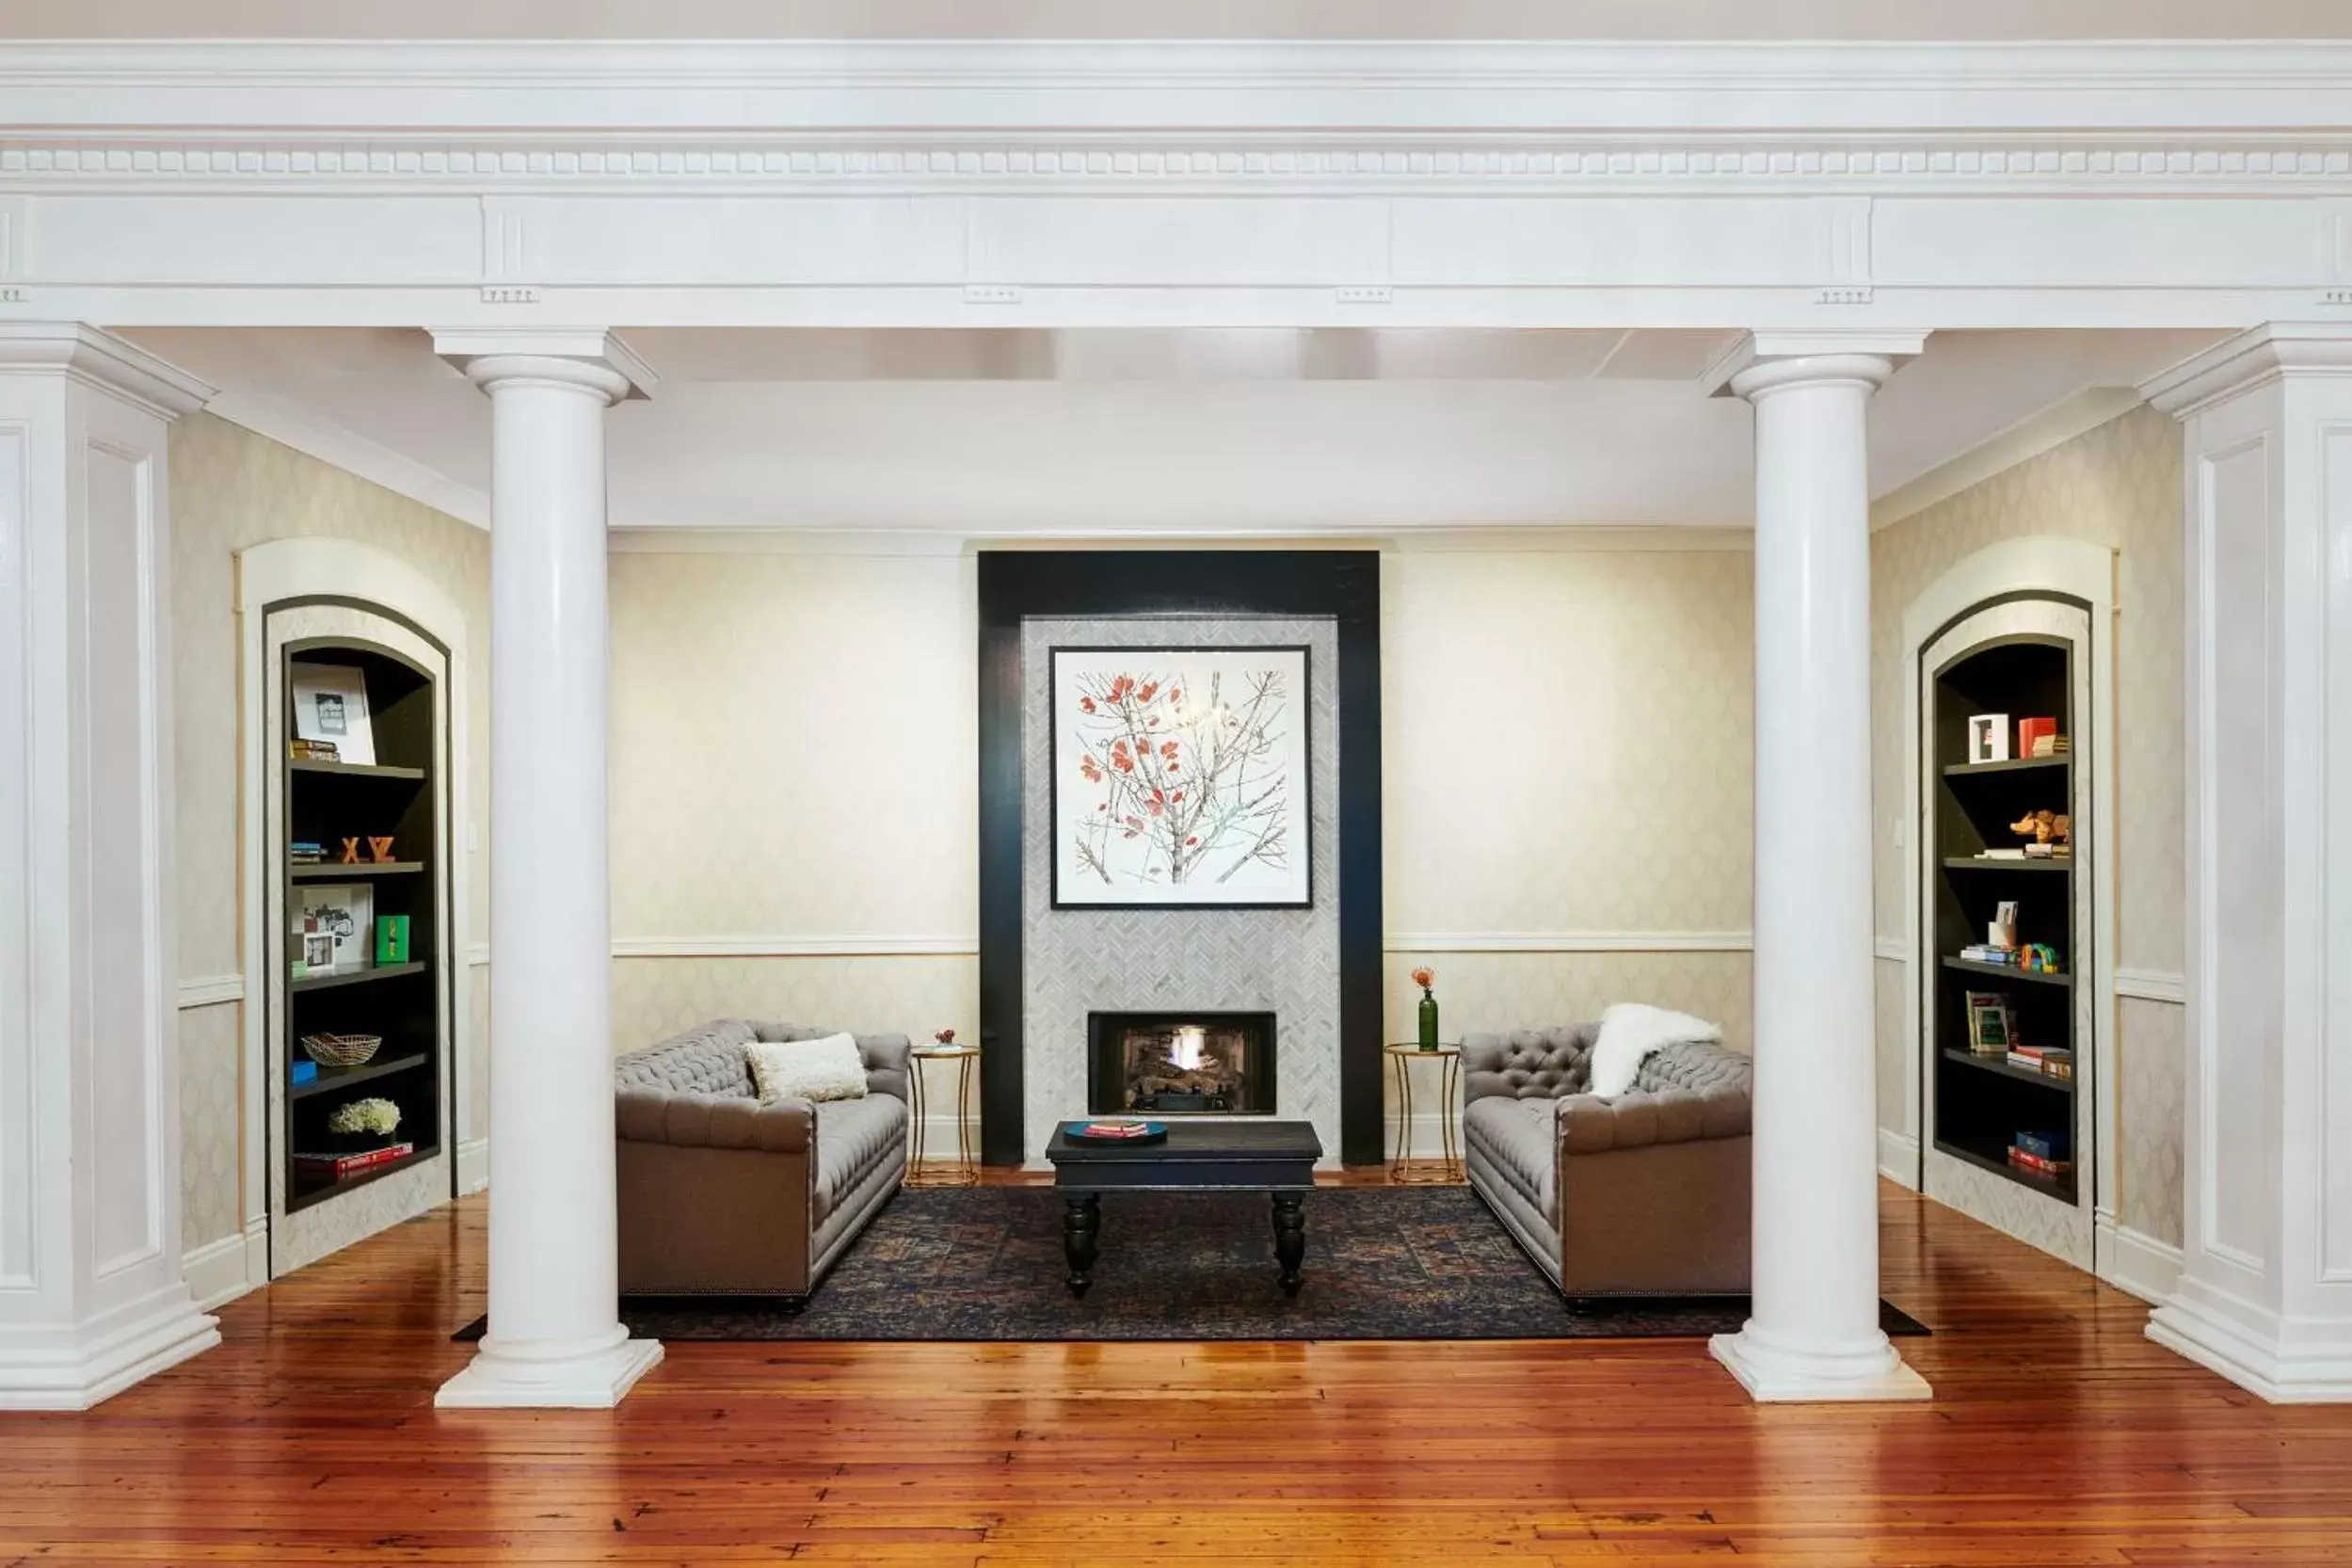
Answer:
[
  {"left": 290, "top": 664, "right": 376, "bottom": 767},
  {"left": 293, "top": 884, "right": 375, "bottom": 975},
  {"left": 1964, "top": 990, "right": 2014, "bottom": 1054},
  {"left": 1049, "top": 645, "right": 1312, "bottom": 908},
  {"left": 1966, "top": 712, "right": 2011, "bottom": 764}
]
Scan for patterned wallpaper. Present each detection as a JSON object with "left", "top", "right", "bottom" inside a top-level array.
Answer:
[
  {"left": 168, "top": 410, "right": 492, "bottom": 1254},
  {"left": 1869, "top": 404, "right": 2186, "bottom": 1248}
]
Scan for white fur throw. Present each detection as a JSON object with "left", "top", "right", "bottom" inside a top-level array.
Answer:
[
  {"left": 1587, "top": 1003, "right": 1722, "bottom": 1098},
  {"left": 745, "top": 1032, "right": 870, "bottom": 1105}
]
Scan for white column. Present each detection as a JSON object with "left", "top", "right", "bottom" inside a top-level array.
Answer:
[
  {"left": 432, "top": 330, "right": 662, "bottom": 1409},
  {"left": 1710, "top": 334, "right": 1930, "bottom": 1403},
  {"left": 0, "top": 325, "right": 217, "bottom": 1408},
  {"left": 2141, "top": 325, "right": 2352, "bottom": 1402}
]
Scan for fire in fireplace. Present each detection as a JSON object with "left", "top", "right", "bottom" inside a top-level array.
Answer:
[{"left": 1087, "top": 1011, "right": 1276, "bottom": 1116}]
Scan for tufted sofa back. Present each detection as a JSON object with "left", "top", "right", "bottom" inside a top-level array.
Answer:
[
  {"left": 1638, "top": 1038, "right": 1752, "bottom": 1098},
  {"left": 1461, "top": 1024, "right": 1599, "bottom": 1101},
  {"left": 614, "top": 1018, "right": 913, "bottom": 1103}
]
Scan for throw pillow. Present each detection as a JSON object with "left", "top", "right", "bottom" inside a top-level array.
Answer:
[
  {"left": 744, "top": 1032, "right": 869, "bottom": 1105},
  {"left": 1587, "top": 1002, "right": 1722, "bottom": 1098}
]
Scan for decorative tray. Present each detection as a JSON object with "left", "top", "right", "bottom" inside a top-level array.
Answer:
[{"left": 1067, "top": 1118, "right": 1169, "bottom": 1144}]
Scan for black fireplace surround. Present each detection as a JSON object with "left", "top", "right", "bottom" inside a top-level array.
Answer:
[{"left": 1089, "top": 1011, "right": 1277, "bottom": 1116}]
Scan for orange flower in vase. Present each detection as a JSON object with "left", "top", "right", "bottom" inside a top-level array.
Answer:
[{"left": 1411, "top": 968, "right": 1441, "bottom": 1051}]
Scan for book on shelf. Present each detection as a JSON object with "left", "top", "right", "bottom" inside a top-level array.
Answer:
[
  {"left": 2007, "top": 1048, "right": 2073, "bottom": 1078},
  {"left": 2017, "top": 717, "right": 2058, "bottom": 757},
  {"left": 2008, "top": 1145, "right": 2072, "bottom": 1176},
  {"left": 289, "top": 738, "right": 341, "bottom": 762},
  {"left": 1960, "top": 944, "right": 2017, "bottom": 966},
  {"left": 2013, "top": 1129, "right": 2071, "bottom": 1161},
  {"left": 1976, "top": 848, "right": 2028, "bottom": 860},
  {"left": 293, "top": 1142, "right": 413, "bottom": 1178}
]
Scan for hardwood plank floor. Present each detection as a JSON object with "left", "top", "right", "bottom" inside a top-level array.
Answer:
[{"left": 4, "top": 1180, "right": 2350, "bottom": 1566}]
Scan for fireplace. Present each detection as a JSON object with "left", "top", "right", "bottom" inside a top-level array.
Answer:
[{"left": 1088, "top": 1011, "right": 1276, "bottom": 1116}]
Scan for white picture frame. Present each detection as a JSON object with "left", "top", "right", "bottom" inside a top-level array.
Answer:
[
  {"left": 1966, "top": 712, "right": 2010, "bottom": 764},
  {"left": 291, "top": 663, "right": 376, "bottom": 766},
  {"left": 293, "top": 884, "right": 376, "bottom": 974},
  {"left": 1050, "top": 646, "right": 1312, "bottom": 908}
]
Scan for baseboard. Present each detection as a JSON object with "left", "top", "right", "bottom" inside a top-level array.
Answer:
[
  {"left": 1878, "top": 1128, "right": 1919, "bottom": 1189},
  {"left": 0, "top": 1282, "right": 220, "bottom": 1410},
  {"left": 2147, "top": 1288, "right": 2352, "bottom": 1403},
  {"left": 457, "top": 1137, "right": 490, "bottom": 1195},
  {"left": 182, "top": 1219, "right": 268, "bottom": 1311},
  {"left": 2096, "top": 1216, "right": 2184, "bottom": 1305}
]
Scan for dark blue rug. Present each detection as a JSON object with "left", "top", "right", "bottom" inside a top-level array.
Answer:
[{"left": 456, "top": 1185, "right": 1929, "bottom": 1343}]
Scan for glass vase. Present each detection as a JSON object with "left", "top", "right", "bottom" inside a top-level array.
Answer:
[{"left": 1417, "top": 990, "right": 1440, "bottom": 1051}]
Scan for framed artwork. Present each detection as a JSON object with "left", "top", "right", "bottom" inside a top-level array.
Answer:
[
  {"left": 291, "top": 663, "right": 376, "bottom": 766},
  {"left": 1965, "top": 712, "right": 2010, "bottom": 765},
  {"left": 1050, "top": 646, "right": 1312, "bottom": 908},
  {"left": 293, "top": 884, "right": 375, "bottom": 975}
]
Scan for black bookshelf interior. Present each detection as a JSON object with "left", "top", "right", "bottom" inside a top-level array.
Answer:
[
  {"left": 281, "top": 643, "right": 444, "bottom": 1214},
  {"left": 1928, "top": 635, "right": 2080, "bottom": 1205}
]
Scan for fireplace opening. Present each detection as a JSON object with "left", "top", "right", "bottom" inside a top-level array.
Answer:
[{"left": 1088, "top": 1011, "right": 1276, "bottom": 1116}]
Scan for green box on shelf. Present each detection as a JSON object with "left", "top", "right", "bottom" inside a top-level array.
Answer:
[{"left": 376, "top": 914, "right": 410, "bottom": 966}]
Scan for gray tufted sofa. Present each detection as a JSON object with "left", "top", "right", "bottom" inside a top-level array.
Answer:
[
  {"left": 614, "top": 1019, "right": 910, "bottom": 1300},
  {"left": 1462, "top": 1023, "right": 1753, "bottom": 1296}
]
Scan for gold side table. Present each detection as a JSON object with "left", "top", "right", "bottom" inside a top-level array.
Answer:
[
  {"left": 1385, "top": 1042, "right": 1464, "bottom": 1184},
  {"left": 906, "top": 1044, "right": 981, "bottom": 1187}
]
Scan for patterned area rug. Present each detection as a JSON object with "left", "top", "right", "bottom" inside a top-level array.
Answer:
[{"left": 455, "top": 1185, "right": 1930, "bottom": 1343}]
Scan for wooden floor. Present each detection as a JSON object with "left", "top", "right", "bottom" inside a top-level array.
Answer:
[{"left": 6, "top": 1180, "right": 2351, "bottom": 1566}]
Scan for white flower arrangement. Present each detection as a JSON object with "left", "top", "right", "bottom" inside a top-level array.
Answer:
[{"left": 328, "top": 1096, "right": 400, "bottom": 1136}]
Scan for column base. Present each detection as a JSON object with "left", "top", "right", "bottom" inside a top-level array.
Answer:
[
  {"left": 0, "top": 1284, "right": 220, "bottom": 1411},
  {"left": 435, "top": 1329, "right": 664, "bottom": 1410},
  {"left": 2148, "top": 1294, "right": 2352, "bottom": 1403},
  {"left": 1709, "top": 1322, "right": 1931, "bottom": 1403}
]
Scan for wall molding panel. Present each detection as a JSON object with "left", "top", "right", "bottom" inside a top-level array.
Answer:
[
  {"left": 173, "top": 974, "right": 243, "bottom": 1010},
  {"left": 2115, "top": 968, "right": 2188, "bottom": 1004}
]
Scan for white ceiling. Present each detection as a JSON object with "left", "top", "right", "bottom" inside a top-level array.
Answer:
[
  {"left": 118, "top": 326, "right": 2222, "bottom": 536},
  {"left": 13, "top": 0, "right": 2352, "bottom": 40}
]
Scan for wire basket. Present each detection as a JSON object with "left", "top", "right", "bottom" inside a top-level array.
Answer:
[{"left": 300, "top": 1032, "right": 382, "bottom": 1067}]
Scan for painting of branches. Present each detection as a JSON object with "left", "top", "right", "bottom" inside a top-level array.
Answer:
[{"left": 1051, "top": 647, "right": 1311, "bottom": 907}]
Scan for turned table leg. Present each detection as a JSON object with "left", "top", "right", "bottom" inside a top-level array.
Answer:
[
  {"left": 1271, "top": 1192, "right": 1306, "bottom": 1296},
  {"left": 1063, "top": 1192, "right": 1101, "bottom": 1297}
]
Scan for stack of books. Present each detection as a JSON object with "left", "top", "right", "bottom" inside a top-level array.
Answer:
[
  {"left": 290, "top": 739, "right": 340, "bottom": 762},
  {"left": 2017, "top": 717, "right": 2072, "bottom": 759},
  {"left": 2007, "top": 1045, "right": 2073, "bottom": 1080},
  {"left": 294, "top": 1142, "right": 413, "bottom": 1180},
  {"left": 1960, "top": 942, "right": 2018, "bottom": 966},
  {"left": 2008, "top": 1129, "right": 2072, "bottom": 1177},
  {"left": 290, "top": 840, "right": 325, "bottom": 865}
]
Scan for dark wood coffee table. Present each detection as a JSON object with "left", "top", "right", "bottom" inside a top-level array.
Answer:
[{"left": 1046, "top": 1120, "right": 1323, "bottom": 1297}]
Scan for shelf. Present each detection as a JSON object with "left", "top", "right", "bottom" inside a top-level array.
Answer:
[
  {"left": 1941, "top": 1048, "right": 2073, "bottom": 1093},
  {"left": 286, "top": 1143, "right": 438, "bottom": 1213},
  {"left": 290, "top": 960, "right": 425, "bottom": 995},
  {"left": 1942, "top": 956, "right": 2072, "bottom": 988},
  {"left": 290, "top": 860, "right": 424, "bottom": 880},
  {"left": 288, "top": 1050, "right": 430, "bottom": 1100},
  {"left": 1942, "top": 756, "right": 2071, "bottom": 777},
  {"left": 1936, "top": 1135, "right": 2075, "bottom": 1200},
  {"left": 289, "top": 759, "right": 426, "bottom": 781},
  {"left": 1941, "top": 856, "right": 2071, "bottom": 873}
]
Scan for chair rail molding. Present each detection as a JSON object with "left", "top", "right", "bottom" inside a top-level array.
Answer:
[{"left": 3, "top": 42, "right": 2352, "bottom": 329}]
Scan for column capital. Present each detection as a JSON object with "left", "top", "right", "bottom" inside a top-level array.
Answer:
[
  {"left": 0, "top": 322, "right": 214, "bottom": 419},
  {"left": 2138, "top": 323, "right": 2352, "bottom": 420},
  {"left": 430, "top": 328, "right": 658, "bottom": 403},
  {"left": 1705, "top": 330, "right": 1927, "bottom": 402}
]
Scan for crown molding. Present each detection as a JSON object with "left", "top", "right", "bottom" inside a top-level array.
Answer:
[
  {"left": 2138, "top": 322, "right": 2352, "bottom": 418},
  {"left": 8, "top": 40, "right": 2352, "bottom": 137},
  {"left": 202, "top": 388, "right": 489, "bottom": 528},
  {"left": 0, "top": 322, "right": 214, "bottom": 416},
  {"left": 1870, "top": 385, "right": 2145, "bottom": 530}
]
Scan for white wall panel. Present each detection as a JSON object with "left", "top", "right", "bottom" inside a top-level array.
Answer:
[
  {"left": 968, "top": 197, "right": 1385, "bottom": 285},
  {"left": 533, "top": 195, "right": 966, "bottom": 285},
  {"left": 27, "top": 196, "right": 481, "bottom": 285},
  {"left": 1876, "top": 199, "right": 2322, "bottom": 287},
  {"left": 1391, "top": 197, "right": 1829, "bottom": 286}
]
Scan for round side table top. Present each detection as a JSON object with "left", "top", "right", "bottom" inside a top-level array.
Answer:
[
  {"left": 911, "top": 1044, "right": 982, "bottom": 1059},
  {"left": 1384, "top": 1042, "right": 1462, "bottom": 1057}
]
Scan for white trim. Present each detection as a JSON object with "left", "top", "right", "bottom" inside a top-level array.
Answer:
[
  {"left": 606, "top": 524, "right": 1759, "bottom": 555},
  {"left": 2099, "top": 1217, "right": 2185, "bottom": 1305},
  {"left": 203, "top": 388, "right": 488, "bottom": 530},
  {"left": 174, "top": 973, "right": 242, "bottom": 1010},
  {"left": 180, "top": 1217, "right": 266, "bottom": 1313},
  {"left": 1874, "top": 936, "right": 1907, "bottom": 963},
  {"left": 1384, "top": 931, "right": 1752, "bottom": 954},
  {"left": 1897, "top": 536, "right": 2120, "bottom": 1248},
  {"left": 1878, "top": 1128, "right": 1920, "bottom": 1190},
  {"left": 2149, "top": 1294, "right": 2352, "bottom": 1403},
  {"left": 1871, "top": 389, "right": 2147, "bottom": 531},
  {"left": 456, "top": 1138, "right": 488, "bottom": 1196},
  {"left": 614, "top": 935, "right": 980, "bottom": 959},
  {"left": 2116, "top": 968, "right": 2188, "bottom": 1004},
  {"left": 10, "top": 40, "right": 2352, "bottom": 138},
  {"left": 466, "top": 943, "right": 489, "bottom": 967}
]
